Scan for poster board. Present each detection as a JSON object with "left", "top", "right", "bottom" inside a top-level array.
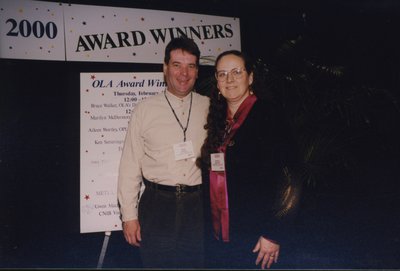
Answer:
[
  {"left": 0, "top": 0, "right": 65, "bottom": 61},
  {"left": 0, "top": 0, "right": 241, "bottom": 64},
  {"left": 80, "top": 72, "right": 165, "bottom": 233}
]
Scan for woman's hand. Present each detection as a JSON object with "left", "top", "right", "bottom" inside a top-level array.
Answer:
[{"left": 252, "top": 236, "right": 280, "bottom": 269}]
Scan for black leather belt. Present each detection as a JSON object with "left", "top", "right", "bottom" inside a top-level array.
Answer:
[{"left": 143, "top": 178, "right": 202, "bottom": 193}]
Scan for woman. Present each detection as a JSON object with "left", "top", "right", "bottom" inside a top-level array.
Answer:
[{"left": 198, "top": 50, "right": 302, "bottom": 269}]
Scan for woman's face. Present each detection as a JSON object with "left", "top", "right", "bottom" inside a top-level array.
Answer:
[{"left": 215, "top": 54, "right": 253, "bottom": 104}]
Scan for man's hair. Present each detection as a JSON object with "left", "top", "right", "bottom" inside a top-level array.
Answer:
[{"left": 164, "top": 36, "right": 201, "bottom": 66}]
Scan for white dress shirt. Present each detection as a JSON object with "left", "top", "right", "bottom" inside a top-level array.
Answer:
[{"left": 118, "top": 90, "right": 209, "bottom": 221}]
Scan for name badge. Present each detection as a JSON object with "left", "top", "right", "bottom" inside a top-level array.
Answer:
[
  {"left": 211, "top": 153, "right": 225, "bottom": 171},
  {"left": 173, "top": 140, "right": 195, "bottom": 161}
]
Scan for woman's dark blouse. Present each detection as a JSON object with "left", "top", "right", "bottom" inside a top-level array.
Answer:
[{"left": 205, "top": 99, "right": 302, "bottom": 246}]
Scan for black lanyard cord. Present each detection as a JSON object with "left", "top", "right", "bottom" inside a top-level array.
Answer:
[{"left": 164, "top": 91, "right": 193, "bottom": 142}]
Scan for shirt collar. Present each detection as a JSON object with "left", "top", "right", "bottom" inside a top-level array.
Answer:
[{"left": 165, "top": 89, "right": 193, "bottom": 104}]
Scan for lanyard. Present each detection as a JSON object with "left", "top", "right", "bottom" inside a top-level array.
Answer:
[{"left": 164, "top": 91, "right": 193, "bottom": 142}]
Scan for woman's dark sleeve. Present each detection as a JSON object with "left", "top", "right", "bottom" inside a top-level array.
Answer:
[{"left": 261, "top": 103, "right": 303, "bottom": 245}]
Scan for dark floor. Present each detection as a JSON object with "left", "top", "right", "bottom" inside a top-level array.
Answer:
[
  {"left": 1, "top": 181, "right": 399, "bottom": 269},
  {"left": 1, "top": 230, "right": 141, "bottom": 269}
]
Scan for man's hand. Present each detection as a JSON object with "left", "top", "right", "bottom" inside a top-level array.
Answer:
[
  {"left": 252, "top": 236, "right": 280, "bottom": 269},
  {"left": 122, "top": 219, "right": 141, "bottom": 247}
]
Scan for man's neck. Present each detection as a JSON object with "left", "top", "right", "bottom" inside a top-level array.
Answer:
[{"left": 166, "top": 89, "right": 192, "bottom": 99}]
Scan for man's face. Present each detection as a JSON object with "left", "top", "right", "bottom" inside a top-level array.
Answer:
[{"left": 163, "top": 49, "right": 198, "bottom": 98}]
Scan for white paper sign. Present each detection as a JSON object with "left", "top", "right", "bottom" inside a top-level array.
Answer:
[
  {"left": 0, "top": 0, "right": 65, "bottom": 60},
  {"left": 62, "top": 3, "right": 241, "bottom": 64},
  {"left": 1, "top": 0, "right": 241, "bottom": 64},
  {"left": 80, "top": 72, "right": 165, "bottom": 233}
]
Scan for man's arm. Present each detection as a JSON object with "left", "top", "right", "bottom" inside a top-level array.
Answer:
[{"left": 117, "top": 105, "right": 145, "bottom": 231}]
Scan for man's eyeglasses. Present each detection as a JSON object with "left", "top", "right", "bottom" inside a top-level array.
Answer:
[{"left": 215, "top": 67, "right": 246, "bottom": 82}]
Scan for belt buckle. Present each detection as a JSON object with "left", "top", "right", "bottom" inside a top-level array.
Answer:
[{"left": 175, "top": 184, "right": 186, "bottom": 196}]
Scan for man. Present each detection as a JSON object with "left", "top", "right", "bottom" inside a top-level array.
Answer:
[{"left": 117, "top": 37, "right": 209, "bottom": 268}]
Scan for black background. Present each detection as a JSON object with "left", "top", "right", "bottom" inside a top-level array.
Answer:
[{"left": 1, "top": 0, "right": 400, "bottom": 268}]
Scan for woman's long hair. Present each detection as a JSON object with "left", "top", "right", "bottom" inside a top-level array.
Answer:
[{"left": 197, "top": 50, "right": 259, "bottom": 169}]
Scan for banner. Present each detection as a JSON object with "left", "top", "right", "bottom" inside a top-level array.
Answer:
[
  {"left": 64, "top": 4, "right": 240, "bottom": 64},
  {"left": 0, "top": 0, "right": 65, "bottom": 61},
  {"left": 1, "top": 0, "right": 241, "bottom": 64},
  {"left": 80, "top": 72, "right": 165, "bottom": 233}
]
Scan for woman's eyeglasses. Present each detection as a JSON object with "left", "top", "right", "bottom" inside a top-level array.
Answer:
[{"left": 215, "top": 67, "right": 246, "bottom": 82}]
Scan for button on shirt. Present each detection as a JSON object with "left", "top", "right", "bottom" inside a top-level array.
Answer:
[{"left": 118, "top": 90, "right": 209, "bottom": 221}]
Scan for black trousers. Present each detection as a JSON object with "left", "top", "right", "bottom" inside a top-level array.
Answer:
[{"left": 138, "top": 185, "right": 204, "bottom": 268}]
